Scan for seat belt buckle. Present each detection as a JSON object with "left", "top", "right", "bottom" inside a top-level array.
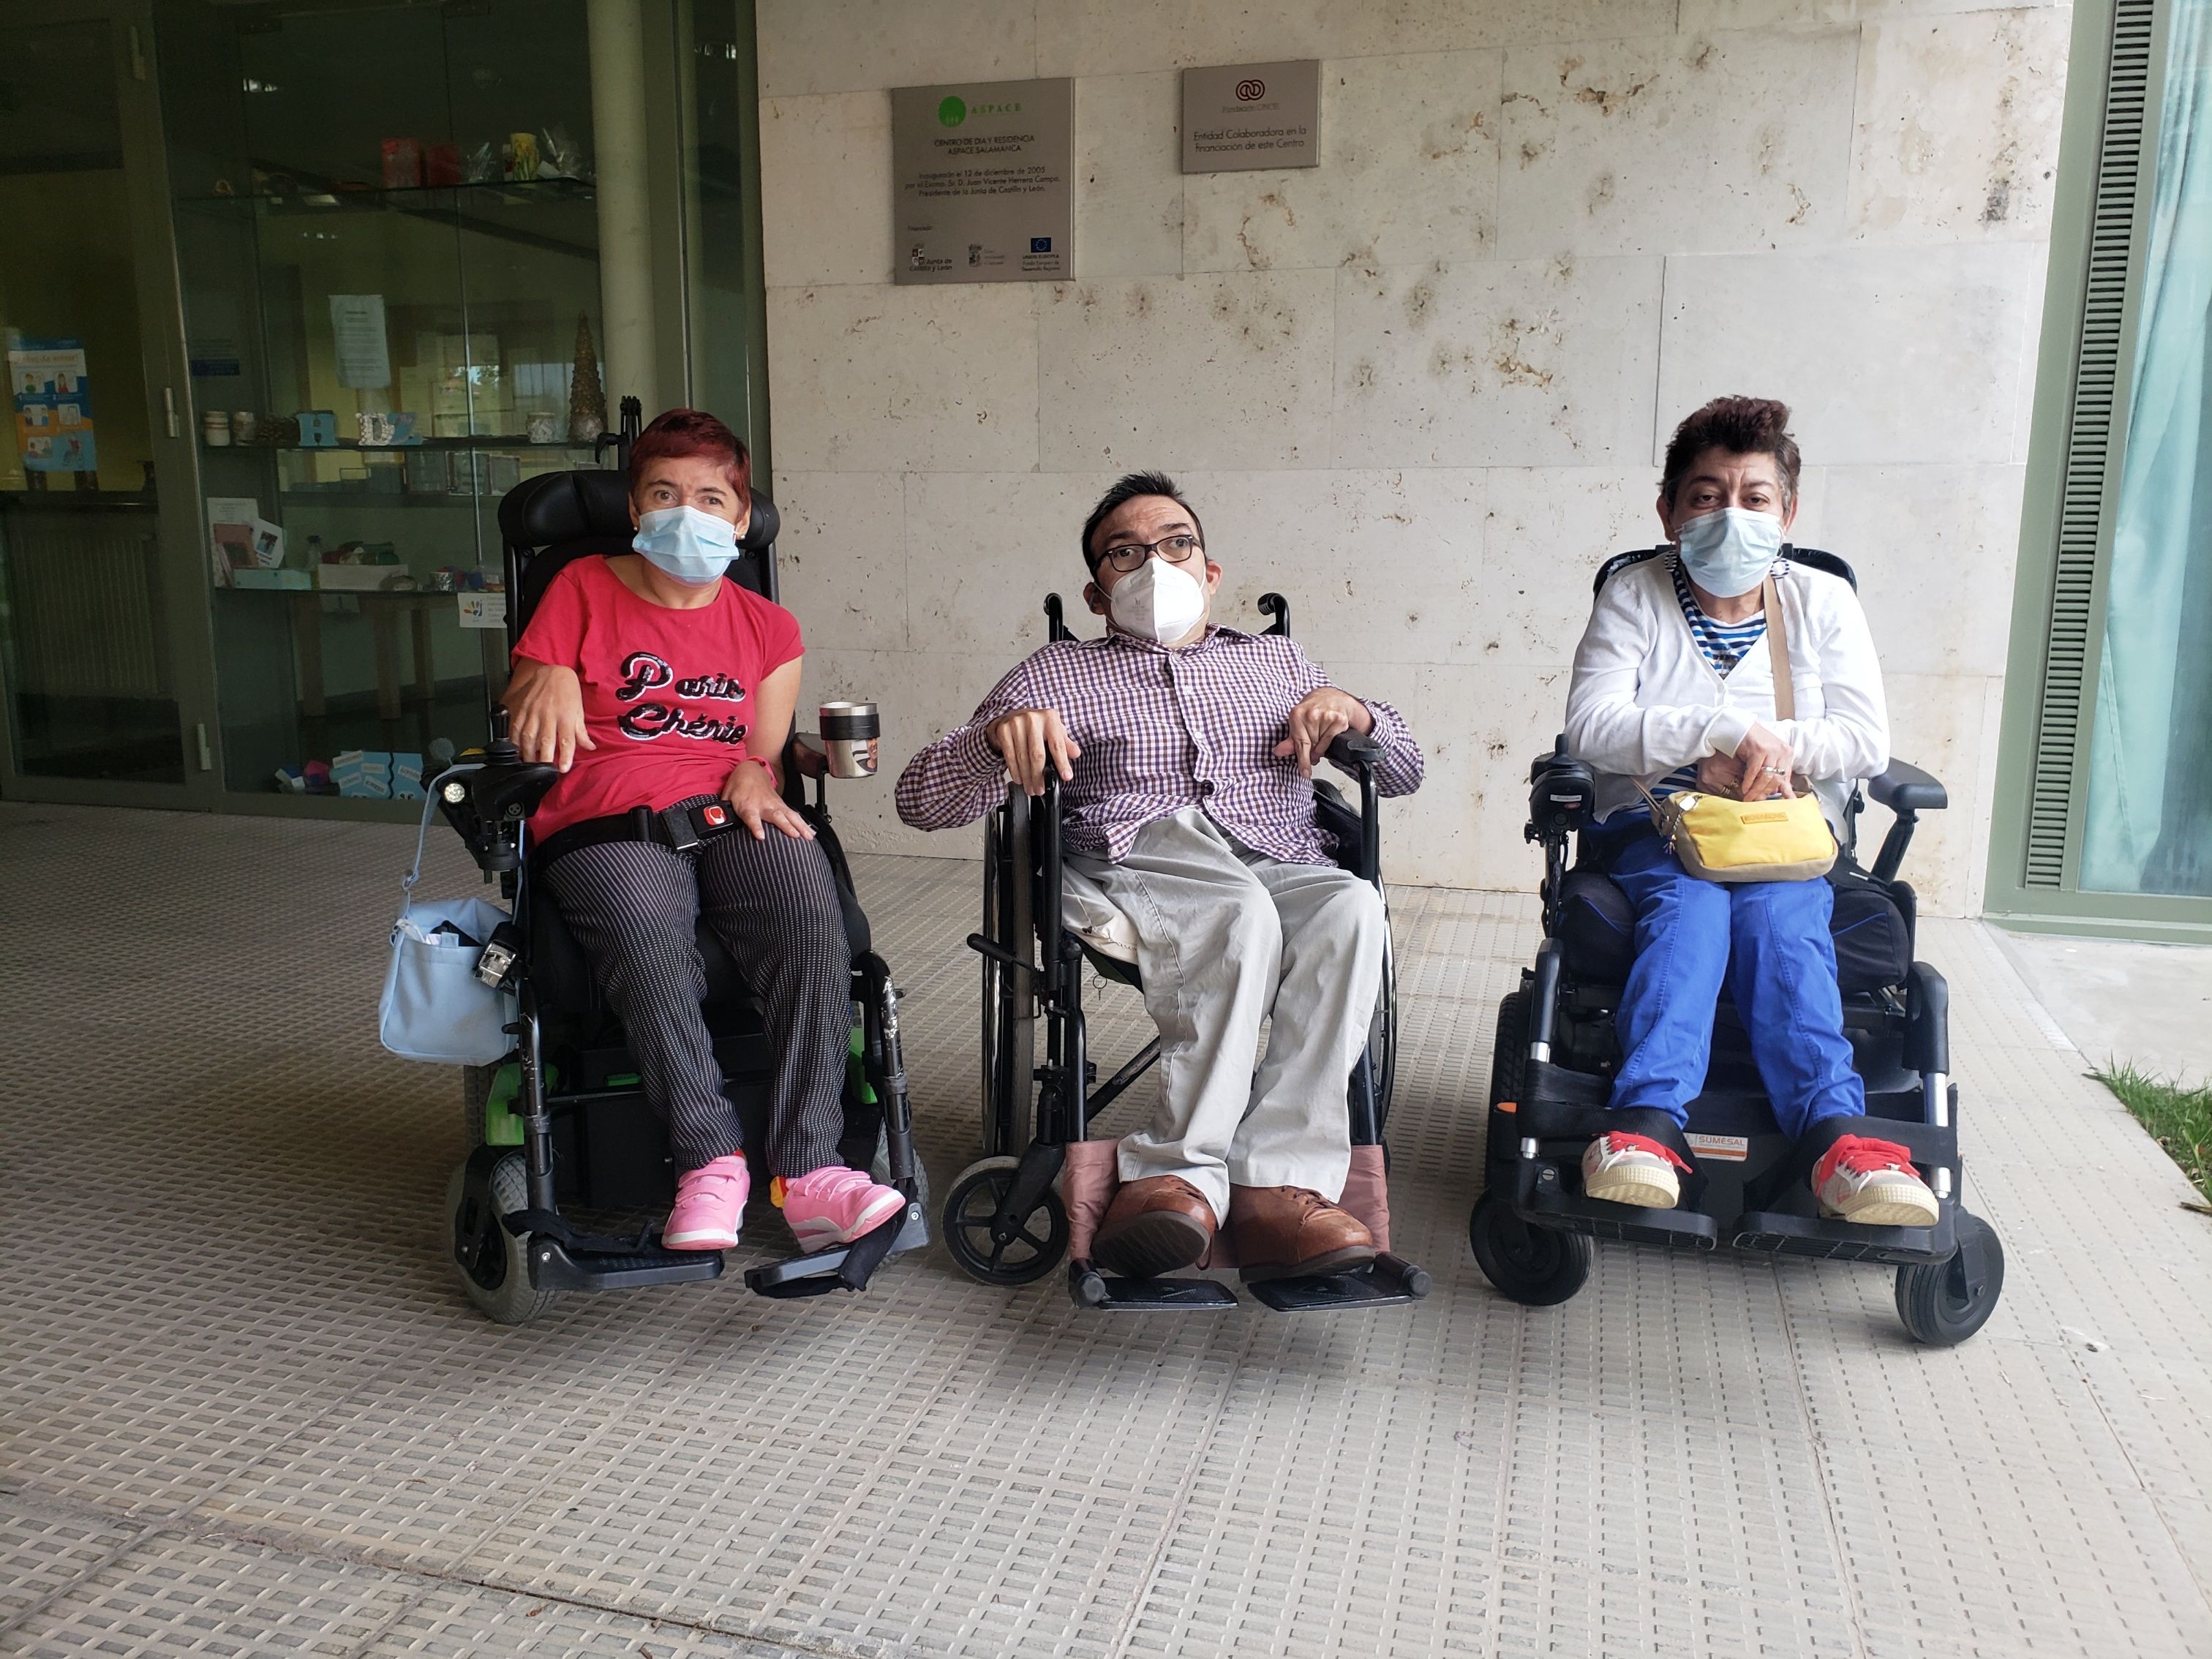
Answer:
[
  {"left": 691, "top": 800, "right": 736, "bottom": 840},
  {"left": 660, "top": 804, "right": 704, "bottom": 852}
]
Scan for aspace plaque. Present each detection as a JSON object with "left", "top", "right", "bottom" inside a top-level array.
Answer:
[
  {"left": 892, "top": 78, "right": 1072, "bottom": 284},
  {"left": 1181, "top": 60, "right": 1321, "bottom": 173}
]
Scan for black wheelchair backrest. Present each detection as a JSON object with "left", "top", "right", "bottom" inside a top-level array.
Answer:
[
  {"left": 496, "top": 468, "right": 783, "bottom": 643},
  {"left": 1593, "top": 543, "right": 1856, "bottom": 596}
]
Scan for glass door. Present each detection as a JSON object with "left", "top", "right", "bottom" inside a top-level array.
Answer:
[
  {"left": 158, "top": 0, "right": 606, "bottom": 810},
  {"left": 0, "top": 4, "right": 214, "bottom": 802}
]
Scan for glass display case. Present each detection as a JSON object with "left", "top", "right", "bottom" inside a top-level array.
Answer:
[{"left": 157, "top": 0, "right": 605, "bottom": 799}]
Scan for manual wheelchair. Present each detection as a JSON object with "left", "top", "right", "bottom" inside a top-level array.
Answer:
[
  {"left": 1467, "top": 546, "right": 2005, "bottom": 1346},
  {"left": 941, "top": 592, "right": 1432, "bottom": 1313},
  {"left": 432, "top": 467, "right": 924, "bottom": 1324}
]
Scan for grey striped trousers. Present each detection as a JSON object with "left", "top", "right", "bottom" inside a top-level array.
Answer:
[{"left": 542, "top": 805, "right": 851, "bottom": 1176}]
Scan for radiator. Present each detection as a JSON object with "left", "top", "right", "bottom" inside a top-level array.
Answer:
[{"left": 0, "top": 504, "right": 168, "bottom": 700}]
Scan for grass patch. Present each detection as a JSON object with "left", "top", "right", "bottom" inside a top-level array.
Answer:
[{"left": 2094, "top": 1061, "right": 2212, "bottom": 1208}]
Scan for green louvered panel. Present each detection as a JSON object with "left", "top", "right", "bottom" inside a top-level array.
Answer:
[{"left": 2028, "top": 0, "right": 2157, "bottom": 887}]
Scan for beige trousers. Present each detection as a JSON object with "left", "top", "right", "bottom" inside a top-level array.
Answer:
[{"left": 1067, "top": 807, "right": 1385, "bottom": 1222}]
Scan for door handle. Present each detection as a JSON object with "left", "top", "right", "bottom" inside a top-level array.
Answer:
[{"left": 163, "top": 386, "right": 178, "bottom": 439}]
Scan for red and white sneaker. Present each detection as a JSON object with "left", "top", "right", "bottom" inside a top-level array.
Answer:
[
  {"left": 777, "top": 1165, "right": 906, "bottom": 1251},
  {"left": 663, "top": 1154, "right": 749, "bottom": 1250},
  {"left": 1813, "top": 1135, "right": 1939, "bottom": 1227},
  {"left": 1581, "top": 1132, "right": 1690, "bottom": 1208}
]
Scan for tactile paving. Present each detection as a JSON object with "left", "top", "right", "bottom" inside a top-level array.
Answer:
[{"left": 1, "top": 802, "right": 2208, "bottom": 1658}]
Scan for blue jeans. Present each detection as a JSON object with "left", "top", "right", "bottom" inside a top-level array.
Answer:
[{"left": 1604, "top": 826, "right": 1863, "bottom": 1135}]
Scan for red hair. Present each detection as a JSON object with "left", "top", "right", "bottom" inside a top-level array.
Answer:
[{"left": 628, "top": 408, "right": 752, "bottom": 507}]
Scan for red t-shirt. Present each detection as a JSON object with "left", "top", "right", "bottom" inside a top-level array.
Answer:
[{"left": 512, "top": 555, "right": 803, "bottom": 838}]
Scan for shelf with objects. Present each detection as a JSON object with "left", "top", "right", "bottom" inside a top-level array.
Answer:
[{"left": 157, "top": 0, "right": 609, "bottom": 808}]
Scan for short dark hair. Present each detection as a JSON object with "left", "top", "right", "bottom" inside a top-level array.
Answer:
[
  {"left": 1079, "top": 470, "right": 1205, "bottom": 572},
  {"left": 629, "top": 407, "right": 752, "bottom": 507},
  {"left": 1659, "top": 396, "right": 1800, "bottom": 511}
]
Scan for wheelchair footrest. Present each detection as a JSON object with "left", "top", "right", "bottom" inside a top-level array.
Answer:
[
  {"left": 1068, "top": 1259, "right": 1239, "bottom": 1312},
  {"left": 1731, "top": 1206, "right": 1955, "bottom": 1265},
  {"left": 530, "top": 1237, "right": 725, "bottom": 1293},
  {"left": 1516, "top": 1160, "right": 1722, "bottom": 1250},
  {"left": 742, "top": 1201, "right": 925, "bottom": 1298},
  {"left": 1246, "top": 1253, "right": 1432, "bottom": 1312}
]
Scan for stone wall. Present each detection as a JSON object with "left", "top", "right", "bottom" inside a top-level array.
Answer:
[{"left": 754, "top": 0, "right": 2072, "bottom": 914}]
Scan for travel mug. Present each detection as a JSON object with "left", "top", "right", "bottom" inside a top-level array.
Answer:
[{"left": 819, "top": 701, "right": 880, "bottom": 778}]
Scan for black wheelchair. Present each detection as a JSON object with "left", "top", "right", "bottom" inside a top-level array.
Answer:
[
  {"left": 1467, "top": 546, "right": 2004, "bottom": 1346},
  {"left": 433, "top": 468, "right": 924, "bottom": 1324},
  {"left": 941, "top": 592, "right": 1432, "bottom": 1313}
]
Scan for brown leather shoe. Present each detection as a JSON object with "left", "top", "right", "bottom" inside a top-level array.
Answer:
[
  {"left": 1093, "top": 1175, "right": 1216, "bottom": 1279},
  {"left": 1228, "top": 1184, "right": 1377, "bottom": 1283}
]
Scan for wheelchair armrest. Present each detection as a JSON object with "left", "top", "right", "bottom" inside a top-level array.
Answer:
[
  {"left": 435, "top": 752, "right": 561, "bottom": 875},
  {"left": 1865, "top": 759, "right": 1946, "bottom": 884},
  {"left": 1527, "top": 749, "right": 1596, "bottom": 842},
  {"left": 1324, "top": 731, "right": 1382, "bottom": 772},
  {"left": 1869, "top": 759, "right": 1947, "bottom": 815},
  {"left": 786, "top": 731, "right": 831, "bottom": 780}
]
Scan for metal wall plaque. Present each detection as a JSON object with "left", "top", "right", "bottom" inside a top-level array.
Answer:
[
  {"left": 892, "top": 78, "right": 1072, "bottom": 284},
  {"left": 1181, "top": 60, "right": 1321, "bottom": 173}
]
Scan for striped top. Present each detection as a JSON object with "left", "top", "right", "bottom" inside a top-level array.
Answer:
[{"left": 1632, "top": 554, "right": 1784, "bottom": 810}]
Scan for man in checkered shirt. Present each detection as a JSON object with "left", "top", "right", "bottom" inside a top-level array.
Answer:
[{"left": 898, "top": 473, "right": 1424, "bottom": 1284}]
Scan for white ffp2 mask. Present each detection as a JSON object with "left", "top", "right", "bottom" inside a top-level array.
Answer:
[{"left": 1107, "top": 557, "right": 1208, "bottom": 644}]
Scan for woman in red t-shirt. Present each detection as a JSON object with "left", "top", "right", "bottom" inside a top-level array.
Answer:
[{"left": 503, "top": 410, "right": 902, "bottom": 1254}]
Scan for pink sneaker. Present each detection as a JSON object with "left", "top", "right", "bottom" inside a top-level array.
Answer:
[
  {"left": 663, "top": 1155, "right": 749, "bottom": 1250},
  {"left": 777, "top": 1165, "right": 906, "bottom": 1251}
]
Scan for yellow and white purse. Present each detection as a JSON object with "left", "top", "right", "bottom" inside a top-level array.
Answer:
[{"left": 1636, "top": 575, "right": 1837, "bottom": 884}]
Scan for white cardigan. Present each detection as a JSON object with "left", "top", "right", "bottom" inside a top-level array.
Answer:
[{"left": 1563, "top": 556, "right": 1890, "bottom": 833}]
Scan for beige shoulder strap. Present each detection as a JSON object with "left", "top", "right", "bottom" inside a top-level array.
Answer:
[{"left": 1763, "top": 572, "right": 1794, "bottom": 723}]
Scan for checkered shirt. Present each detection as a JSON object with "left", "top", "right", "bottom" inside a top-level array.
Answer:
[{"left": 895, "top": 626, "right": 1424, "bottom": 865}]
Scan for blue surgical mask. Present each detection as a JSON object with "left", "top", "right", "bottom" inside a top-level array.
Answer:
[
  {"left": 633, "top": 505, "right": 738, "bottom": 586},
  {"left": 1674, "top": 507, "right": 1784, "bottom": 598}
]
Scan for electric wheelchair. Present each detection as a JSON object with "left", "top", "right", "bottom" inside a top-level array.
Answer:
[
  {"left": 942, "top": 592, "right": 1432, "bottom": 1313},
  {"left": 433, "top": 467, "right": 924, "bottom": 1324},
  {"left": 1467, "top": 546, "right": 2005, "bottom": 1346}
]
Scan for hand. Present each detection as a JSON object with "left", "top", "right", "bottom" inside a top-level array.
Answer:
[
  {"left": 1695, "top": 753, "right": 1748, "bottom": 800},
  {"left": 721, "top": 758, "right": 815, "bottom": 840},
  {"left": 986, "top": 707, "right": 1082, "bottom": 797},
  {"left": 504, "top": 661, "right": 594, "bottom": 771},
  {"left": 1732, "top": 723, "right": 1797, "bottom": 798},
  {"left": 1273, "top": 688, "right": 1374, "bottom": 778}
]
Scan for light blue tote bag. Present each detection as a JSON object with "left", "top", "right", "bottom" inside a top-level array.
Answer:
[{"left": 378, "top": 767, "right": 518, "bottom": 1064}]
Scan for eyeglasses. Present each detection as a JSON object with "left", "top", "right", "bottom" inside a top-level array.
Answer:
[{"left": 1094, "top": 534, "right": 1203, "bottom": 575}]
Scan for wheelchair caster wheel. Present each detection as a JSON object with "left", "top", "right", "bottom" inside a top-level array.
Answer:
[
  {"left": 942, "top": 1156, "right": 1069, "bottom": 1287},
  {"left": 1469, "top": 1189, "right": 1591, "bottom": 1307},
  {"left": 445, "top": 1152, "right": 563, "bottom": 1325},
  {"left": 1895, "top": 1208, "right": 2004, "bottom": 1347}
]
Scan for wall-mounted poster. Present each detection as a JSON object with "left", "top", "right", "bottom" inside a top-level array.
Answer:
[
  {"left": 1181, "top": 61, "right": 1322, "bottom": 173},
  {"left": 892, "top": 78, "right": 1072, "bottom": 285},
  {"left": 7, "top": 336, "right": 97, "bottom": 473}
]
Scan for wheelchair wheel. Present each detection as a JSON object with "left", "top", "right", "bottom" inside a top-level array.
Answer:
[
  {"left": 941, "top": 1156, "right": 1068, "bottom": 1286},
  {"left": 444, "top": 1152, "right": 562, "bottom": 1325},
  {"left": 1490, "top": 989, "right": 1529, "bottom": 1109},
  {"left": 1370, "top": 927, "right": 1399, "bottom": 1125},
  {"left": 979, "top": 804, "right": 1034, "bottom": 1159},
  {"left": 1895, "top": 1208, "right": 2004, "bottom": 1347},
  {"left": 1470, "top": 1189, "right": 1590, "bottom": 1307},
  {"left": 462, "top": 1062, "right": 498, "bottom": 1143}
]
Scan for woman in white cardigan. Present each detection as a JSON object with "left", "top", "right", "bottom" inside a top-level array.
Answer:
[{"left": 1560, "top": 397, "right": 1940, "bottom": 1229}]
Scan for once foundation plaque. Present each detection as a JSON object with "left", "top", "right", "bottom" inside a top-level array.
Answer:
[{"left": 1181, "top": 60, "right": 1321, "bottom": 173}]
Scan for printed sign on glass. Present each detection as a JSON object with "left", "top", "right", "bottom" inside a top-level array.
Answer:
[{"left": 8, "top": 337, "right": 97, "bottom": 474}]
